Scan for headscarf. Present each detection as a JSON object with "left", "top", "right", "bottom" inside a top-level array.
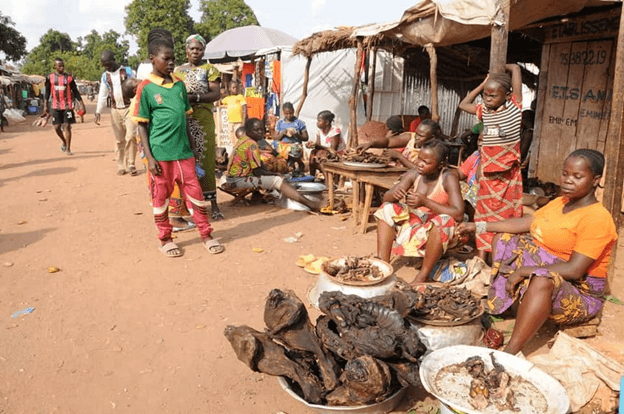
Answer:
[{"left": 186, "top": 34, "right": 206, "bottom": 49}]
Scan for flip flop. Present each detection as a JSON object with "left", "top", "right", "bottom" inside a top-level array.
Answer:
[
  {"left": 160, "top": 241, "right": 182, "bottom": 258},
  {"left": 60, "top": 144, "right": 67, "bottom": 152},
  {"left": 204, "top": 238, "right": 225, "bottom": 254},
  {"left": 172, "top": 220, "right": 196, "bottom": 232}
]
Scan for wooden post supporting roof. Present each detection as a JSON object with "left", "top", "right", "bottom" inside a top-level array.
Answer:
[
  {"left": 489, "top": 0, "right": 510, "bottom": 73},
  {"left": 602, "top": 6, "right": 624, "bottom": 288},
  {"left": 348, "top": 38, "right": 364, "bottom": 149},
  {"left": 425, "top": 44, "right": 440, "bottom": 123},
  {"left": 366, "top": 47, "right": 377, "bottom": 122},
  {"left": 295, "top": 57, "right": 312, "bottom": 117}
]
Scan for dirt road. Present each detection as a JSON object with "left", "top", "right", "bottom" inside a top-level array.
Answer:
[{"left": 0, "top": 103, "right": 622, "bottom": 413}]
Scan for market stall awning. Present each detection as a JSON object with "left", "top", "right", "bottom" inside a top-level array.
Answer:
[
  {"left": 353, "top": 0, "right": 619, "bottom": 47},
  {"left": 204, "top": 25, "right": 298, "bottom": 61}
]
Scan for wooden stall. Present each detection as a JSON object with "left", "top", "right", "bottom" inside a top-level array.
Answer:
[{"left": 529, "top": 7, "right": 620, "bottom": 183}]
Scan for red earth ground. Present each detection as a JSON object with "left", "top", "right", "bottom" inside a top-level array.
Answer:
[{"left": 0, "top": 102, "right": 622, "bottom": 413}]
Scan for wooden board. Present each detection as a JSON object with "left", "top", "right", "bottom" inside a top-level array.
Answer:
[
  {"left": 543, "top": 8, "right": 620, "bottom": 44},
  {"left": 535, "top": 39, "right": 615, "bottom": 183}
]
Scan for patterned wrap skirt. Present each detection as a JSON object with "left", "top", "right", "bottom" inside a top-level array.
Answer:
[
  {"left": 487, "top": 233, "right": 606, "bottom": 325},
  {"left": 374, "top": 202, "right": 458, "bottom": 258}
]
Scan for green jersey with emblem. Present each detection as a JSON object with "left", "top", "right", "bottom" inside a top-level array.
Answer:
[{"left": 133, "top": 75, "right": 193, "bottom": 161}]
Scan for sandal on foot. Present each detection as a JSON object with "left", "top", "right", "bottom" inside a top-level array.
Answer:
[
  {"left": 172, "top": 220, "right": 196, "bottom": 232},
  {"left": 129, "top": 166, "right": 138, "bottom": 176},
  {"left": 60, "top": 144, "right": 67, "bottom": 152},
  {"left": 160, "top": 241, "right": 182, "bottom": 257},
  {"left": 204, "top": 238, "right": 225, "bottom": 254},
  {"left": 117, "top": 169, "right": 126, "bottom": 176},
  {"left": 66, "top": 150, "right": 73, "bottom": 156},
  {"left": 211, "top": 210, "right": 225, "bottom": 221}
]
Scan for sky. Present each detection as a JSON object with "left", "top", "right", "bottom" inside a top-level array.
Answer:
[{"left": 4, "top": 0, "right": 417, "bottom": 58}]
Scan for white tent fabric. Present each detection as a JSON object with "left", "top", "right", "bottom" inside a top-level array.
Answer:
[
  {"left": 205, "top": 25, "right": 298, "bottom": 60},
  {"left": 280, "top": 47, "right": 367, "bottom": 146}
]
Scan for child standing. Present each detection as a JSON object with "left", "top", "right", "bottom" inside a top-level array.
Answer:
[
  {"left": 132, "top": 35, "right": 224, "bottom": 257},
  {"left": 221, "top": 80, "right": 247, "bottom": 146},
  {"left": 458, "top": 64, "right": 523, "bottom": 259},
  {"left": 306, "top": 110, "right": 343, "bottom": 178}
]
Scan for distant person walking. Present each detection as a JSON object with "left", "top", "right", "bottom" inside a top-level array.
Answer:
[
  {"left": 95, "top": 50, "right": 138, "bottom": 176},
  {"left": 44, "top": 57, "right": 84, "bottom": 155}
]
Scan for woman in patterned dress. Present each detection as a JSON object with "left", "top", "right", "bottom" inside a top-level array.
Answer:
[
  {"left": 174, "top": 34, "right": 224, "bottom": 220},
  {"left": 458, "top": 149, "right": 617, "bottom": 355}
]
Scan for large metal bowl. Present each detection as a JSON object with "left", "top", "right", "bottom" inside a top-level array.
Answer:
[
  {"left": 277, "top": 377, "right": 406, "bottom": 414},
  {"left": 419, "top": 345, "right": 570, "bottom": 414},
  {"left": 292, "top": 182, "right": 327, "bottom": 193}
]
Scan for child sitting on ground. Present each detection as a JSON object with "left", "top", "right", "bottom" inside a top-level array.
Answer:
[
  {"left": 226, "top": 118, "right": 320, "bottom": 211},
  {"left": 306, "top": 110, "right": 343, "bottom": 178},
  {"left": 132, "top": 31, "right": 224, "bottom": 257}
]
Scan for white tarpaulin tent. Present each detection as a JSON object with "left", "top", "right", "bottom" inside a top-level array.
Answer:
[{"left": 276, "top": 47, "right": 403, "bottom": 144}]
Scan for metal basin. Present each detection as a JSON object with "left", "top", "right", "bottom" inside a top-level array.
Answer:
[{"left": 278, "top": 377, "right": 406, "bottom": 414}]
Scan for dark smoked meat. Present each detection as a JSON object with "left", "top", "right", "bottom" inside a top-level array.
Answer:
[
  {"left": 264, "top": 289, "right": 340, "bottom": 391},
  {"left": 458, "top": 354, "right": 519, "bottom": 412},
  {"left": 325, "top": 355, "right": 392, "bottom": 406},
  {"left": 318, "top": 291, "right": 425, "bottom": 362},
  {"left": 223, "top": 325, "right": 324, "bottom": 404}
]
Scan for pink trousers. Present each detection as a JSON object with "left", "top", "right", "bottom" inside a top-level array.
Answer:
[{"left": 149, "top": 157, "right": 212, "bottom": 241}]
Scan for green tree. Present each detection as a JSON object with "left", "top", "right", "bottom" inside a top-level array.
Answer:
[
  {"left": 0, "top": 12, "right": 27, "bottom": 62},
  {"left": 125, "top": 0, "right": 195, "bottom": 64},
  {"left": 21, "top": 30, "right": 75, "bottom": 76},
  {"left": 195, "top": 0, "right": 259, "bottom": 41}
]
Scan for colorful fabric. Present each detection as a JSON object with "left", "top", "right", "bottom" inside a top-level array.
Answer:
[
  {"left": 317, "top": 125, "right": 344, "bottom": 151},
  {"left": 45, "top": 73, "right": 81, "bottom": 110},
  {"left": 149, "top": 157, "right": 212, "bottom": 241},
  {"left": 487, "top": 233, "right": 606, "bottom": 325},
  {"left": 530, "top": 197, "right": 617, "bottom": 278},
  {"left": 225, "top": 175, "right": 283, "bottom": 191},
  {"left": 413, "top": 168, "right": 450, "bottom": 208},
  {"left": 475, "top": 143, "right": 523, "bottom": 252},
  {"left": 276, "top": 117, "right": 307, "bottom": 144},
  {"left": 174, "top": 62, "right": 220, "bottom": 193},
  {"left": 133, "top": 73, "right": 193, "bottom": 161},
  {"left": 185, "top": 34, "right": 206, "bottom": 48},
  {"left": 476, "top": 94, "right": 522, "bottom": 147},
  {"left": 226, "top": 136, "right": 262, "bottom": 177},
  {"left": 271, "top": 61, "right": 281, "bottom": 95},
  {"left": 459, "top": 150, "right": 480, "bottom": 207},
  {"left": 246, "top": 96, "right": 265, "bottom": 119},
  {"left": 374, "top": 202, "right": 458, "bottom": 258},
  {"left": 222, "top": 94, "right": 246, "bottom": 123}
]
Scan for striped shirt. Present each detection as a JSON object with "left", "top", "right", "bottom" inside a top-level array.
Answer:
[
  {"left": 476, "top": 94, "right": 522, "bottom": 147},
  {"left": 45, "top": 73, "right": 81, "bottom": 110}
]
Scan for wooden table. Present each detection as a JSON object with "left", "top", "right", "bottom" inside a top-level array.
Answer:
[{"left": 323, "top": 162, "right": 407, "bottom": 232}]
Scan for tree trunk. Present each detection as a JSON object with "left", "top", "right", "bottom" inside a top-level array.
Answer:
[
  {"left": 425, "top": 44, "right": 439, "bottom": 123},
  {"left": 366, "top": 48, "right": 377, "bottom": 121},
  {"left": 348, "top": 38, "right": 364, "bottom": 149},
  {"left": 489, "top": 0, "right": 511, "bottom": 73},
  {"left": 295, "top": 57, "right": 312, "bottom": 117}
]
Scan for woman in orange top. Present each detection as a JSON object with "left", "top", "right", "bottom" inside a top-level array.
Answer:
[
  {"left": 374, "top": 139, "right": 464, "bottom": 284},
  {"left": 459, "top": 149, "right": 617, "bottom": 355}
]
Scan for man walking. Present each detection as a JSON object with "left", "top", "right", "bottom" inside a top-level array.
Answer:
[
  {"left": 44, "top": 57, "right": 84, "bottom": 155},
  {"left": 95, "top": 50, "right": 138, "bottom": 175}
]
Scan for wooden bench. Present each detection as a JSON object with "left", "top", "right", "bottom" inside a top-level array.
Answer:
[
  {"left": 356, "top": 173, "right": 404, "bottom": 234},
  {"left": 218, "top": 184, "right": 254, "bottom": 206}
]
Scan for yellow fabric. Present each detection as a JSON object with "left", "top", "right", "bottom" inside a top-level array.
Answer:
[{"left": 222, "top": 94, "right": 246, "bottom": 123}]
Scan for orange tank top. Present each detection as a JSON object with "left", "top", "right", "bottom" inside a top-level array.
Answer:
[{"left": 413, "top": 169, "right": 449, "bottom": 209}]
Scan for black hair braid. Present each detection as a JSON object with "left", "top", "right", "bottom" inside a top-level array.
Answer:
[
  {"left": 568, "top": 148, "right": 605, "bottom": 176},
  {"left": 421, "top": 138, "right": 450, "bottom": 163},
  {"left": 317, "top": 110, "right": 335, "bottom": 123},
  {"left": 419, "top": 118, "right": 442, "bottom": 139},
  {"left": 487, "top": 72, "right": 512, "bottom": 93}
]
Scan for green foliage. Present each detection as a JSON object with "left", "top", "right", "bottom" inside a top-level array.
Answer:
[
  {"left": 605, "top": 294, "right": 623, "bottom": 305},
  {"left": 0, "top": 12, "right": 27, "bottom": 62},
  {"left": 195, "top": 0, "right": 259, "bottom": 41},
  {"left": 125, "top": 0, "right": 195, "bottom": 64},
  {"left": 21, "top": 29, "right": 130, "bottom": 81}
]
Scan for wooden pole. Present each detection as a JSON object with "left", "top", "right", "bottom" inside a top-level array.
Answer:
[
  {"left": 348, "top": 38, "right": 364, "bottom": 149},
  {"left": 489, "top": 0, "right": 510, "bottom": 73},
  {"left": 425, "top": 44, "right": 440, "bottom": 124},
  {"left": 366, "top": 47, "right": 377, "bottom": 121},
  {"left": 295, "top": 57, "right": 312, "bottom": 117}
]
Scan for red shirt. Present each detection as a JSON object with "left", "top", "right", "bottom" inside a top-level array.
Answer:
[{"left": 45, "top": 73, "right": 81, "bottom": 110}]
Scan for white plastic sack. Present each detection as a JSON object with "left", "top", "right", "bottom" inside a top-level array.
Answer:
[{"left": 3, "top": 108, "right": 26, "bottom": 124}]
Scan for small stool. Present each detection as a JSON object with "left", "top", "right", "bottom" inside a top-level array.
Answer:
[{"left": 218, "top": 184, "right": 254, "bottom": 206}]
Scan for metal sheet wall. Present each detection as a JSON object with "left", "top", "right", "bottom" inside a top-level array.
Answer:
[{"left": 402, "top": 70, "right": 477, "bottom": 136}]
